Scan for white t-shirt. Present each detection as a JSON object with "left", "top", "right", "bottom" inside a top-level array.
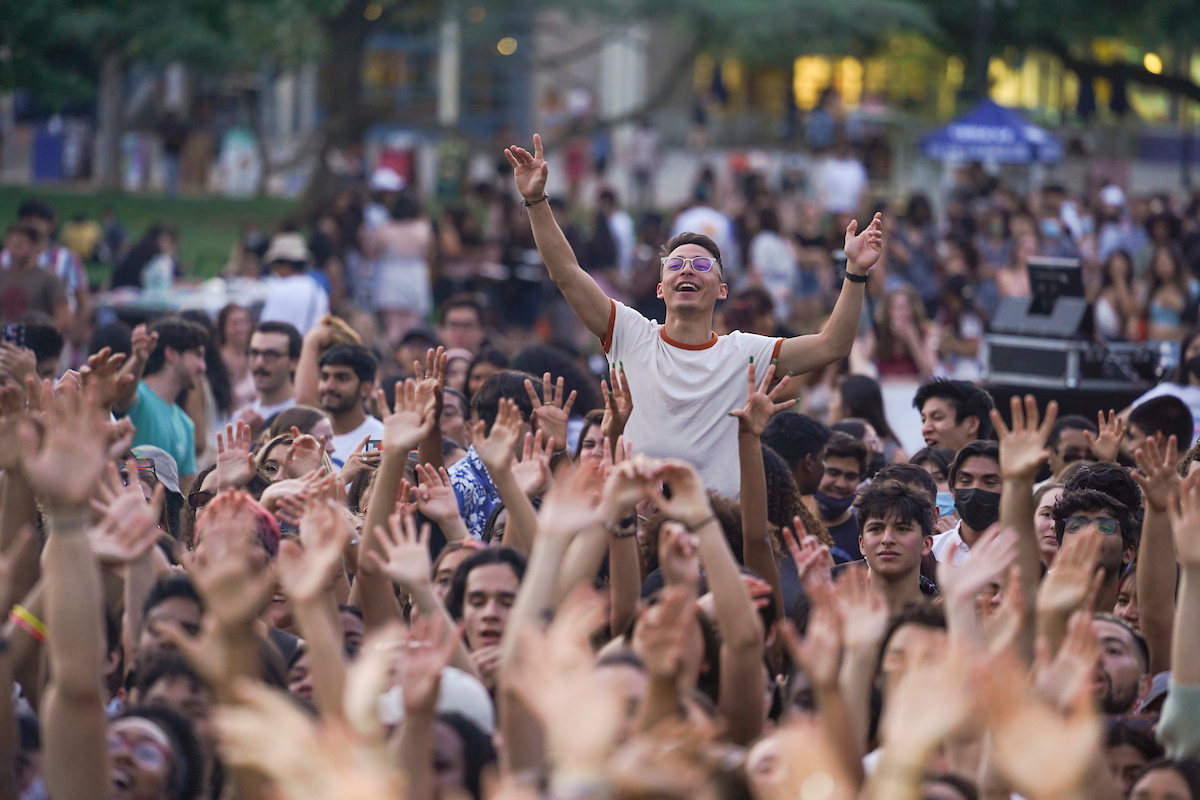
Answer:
[
  {"left": 259, "top": 274, "right": 330, "bottom": 335},
  {"left": 330, "top": 416, "right": 385, "bottom": 469},
  {"left": 234, "top": 395, "right": 296, "bottom": 425},
  {"left": 931, "top": 521, "right": 970, "bottom": 564},
  {"left": 815, "top": 156, "right": 868, "bottom": 214},
  {"left": 1130, "top": 383, "right": 1200, "bottom": 445},
  {"left": 603, "top": 299, "right": 781, "bottom": 499}
]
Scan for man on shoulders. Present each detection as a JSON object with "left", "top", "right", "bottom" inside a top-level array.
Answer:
[
  {"left": 233, "top": 321, "right": 302, "bottom": 435},
  {"left": 505, "top": 134, "right": 881, "bottom": 498},
  {"left": 114, "top": 317, "right": 208, "bottom": 492},
  {"left": 317, "top": 343, "right": 383, "bottom": 468}
]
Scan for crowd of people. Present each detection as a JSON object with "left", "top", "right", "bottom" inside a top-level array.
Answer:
[{"left": 1, "top": 130, "right": 1200, "bottom": 800}]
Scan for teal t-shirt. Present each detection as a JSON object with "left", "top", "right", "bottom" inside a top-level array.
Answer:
[{"left": 125, "top": 381, "right": 197, "bottom": 477}]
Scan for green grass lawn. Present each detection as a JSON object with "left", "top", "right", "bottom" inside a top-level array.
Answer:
[{"left": 0, "top": 185, "right": 297, "bottom": 282}]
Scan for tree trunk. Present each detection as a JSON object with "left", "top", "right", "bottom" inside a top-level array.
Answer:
[
  {"left": 93, "top": 52, "right": 126, "bottom": 190},
  {"left": 298, "top": 0, "right": 373, "bottom": 221}
]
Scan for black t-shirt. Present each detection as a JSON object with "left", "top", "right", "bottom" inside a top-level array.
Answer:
[{"left": 826, "top": 510, "right": 861, "bottom": 560}]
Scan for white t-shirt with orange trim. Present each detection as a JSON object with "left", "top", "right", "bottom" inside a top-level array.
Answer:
[{"left": 603, "top": 299, "right": 782, "bottom": 499}]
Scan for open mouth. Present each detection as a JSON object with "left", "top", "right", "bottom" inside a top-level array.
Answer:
[
  {"left": 676, "top": 281, "right": 700, "bottom": 293},
  {"left": 477, "top": 630, "right": 502, "bottom": 645},
  {"left": 112, "top": 768, "right": 133, "bottom": 791}
]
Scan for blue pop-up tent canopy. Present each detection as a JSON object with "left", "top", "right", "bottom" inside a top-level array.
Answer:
[{"left": 922, "top": 99, "right": 1063, "bottom": 164}]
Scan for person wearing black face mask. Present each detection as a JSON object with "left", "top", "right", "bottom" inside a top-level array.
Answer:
[
  {"left": 814, "top": 433, "right": 869, "bottom": 558},
  {"left": 932, "top": 440, "right": 1003, "bottom": 562}
]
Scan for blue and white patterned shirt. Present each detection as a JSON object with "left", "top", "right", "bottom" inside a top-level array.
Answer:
[{"left": 448, "top": 445, "right": 499, "bottom": 539}]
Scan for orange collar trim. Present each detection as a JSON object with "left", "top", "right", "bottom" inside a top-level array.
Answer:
[{"left": 659, "top": 327, "right": 719, "bottom": 350}]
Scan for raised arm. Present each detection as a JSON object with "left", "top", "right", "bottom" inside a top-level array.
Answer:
[
  {"left": 731, "top": 362, "right": 795, "bottom": 620},
  {"left": 652, "top": 459, "right": 765, "bottom": 745},
  {"left": 775, "top": 213, "right": 881, "bottom": 375},
  {"left": 994, "top": 395, "right": 1059, "bottom": 663},
  {"left": 24, "top": 387, "right": 113, "bottom": 800},
  {"left": 1132, "top": 435, "right": 1179, "bottom": 674},
  {"left": 0, "top": 530, "right": 31, "bottom": 800},
  {"left": 506, "top": 135, "right": 612, "bottom": 339},
  {"left": 113, "top": 324, "right": 157, "bottom": 414},
  {"left": 1161, "top": 470, "right": 1200, "bottom": 759},
  {"left": 356, "top": 379, "right": 436, "bottom": 631},
  {"left": 473, "top": 399, "right": 542, "bottom": 556}
]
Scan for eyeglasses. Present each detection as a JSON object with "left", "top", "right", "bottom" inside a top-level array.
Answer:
[
  {"left": 661, "top": 255, "right": 717, "bottom": 272},
  {"left": 188, "top": 490, "right": 215, "bottom": 509},
  {"left": 119, "top": 458, "right": 158, "bottom": 486},
  {"left": 248, "top": 348, "right": 288, "bottom": 362},
  {"left": 108, "top": 731, "right": 170, "bottom": 772},
  {"left": 1063, "top": 516, "right": 1120, "bottom": 536}
]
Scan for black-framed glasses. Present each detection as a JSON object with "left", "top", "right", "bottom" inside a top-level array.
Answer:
[
  {"left": 1064, "top": 515, "right": 1119, "bottom": 536},
  {"left": 248, "top": 348, "right": 288, "bottom": 362}
]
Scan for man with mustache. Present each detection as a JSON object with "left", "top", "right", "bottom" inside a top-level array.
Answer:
[{"left": 233, "top": 321, "right": 301, "bottom": 436}]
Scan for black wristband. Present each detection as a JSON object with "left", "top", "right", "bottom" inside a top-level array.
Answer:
[
  {"left": 845, "top": 271, "right": 869, "bottom": 283},
  {"left": 523, "top": 194, "right": 549, "bottom": 207}
]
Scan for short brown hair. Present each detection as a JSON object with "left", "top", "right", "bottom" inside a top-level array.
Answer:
[{"left": 660, "top": 232, "right": 723, "bottom": 279}]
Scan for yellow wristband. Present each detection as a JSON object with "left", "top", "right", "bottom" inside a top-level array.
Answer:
[{"left": 10, "top": 605, "right": 46, "bottom": 642}]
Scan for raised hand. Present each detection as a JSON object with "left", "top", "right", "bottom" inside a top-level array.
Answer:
[
  {"left": 657, "top": 522, "right": 700, "bottom": 588},
  {"left": 783, "top": 515, "right": 833, "bottom": 591},
  {"left": 880, "top": 642, "right": 980, "bottom": 759},
  {"left": 507, "top": 585, "right": 624, "bottom": 774},
  {"left": 1133, "top": 433, "right": 1179, "bottom": 513},
  {"left": 599, "top": 452, "right": 656, "bottom": 525},
  {"left": 395, "top": 613, "right": 459, "bottom": 715},
  {"left": 843, "top": 212, "right": 884, "bottom": 272},
  {"left": 16, "top": 381, "right": 111, "bottom": 512},
  {"left": 1169, "top": 470, "right": 1200, "bottom": 569},
  {"left": 190, "top": 490, "right": 277, "bottom": 629},
  {"left": 631, "top": 584, "right": 696, "bottom": 681},
  {"left": 982, "top": 649, "right": 1101, "bottom": 800},
  {"left": 647, "top": 459, "right": 712, "bottom": 529},
  {"left": 525, "top": 372, "right": 576, "bottom": 453},
  {"left": 534, "top": 465, "right": 603, "bottom": 542},
  {"left": 129, "top": 323, "right": 159, "bottom": 364},
  {"left": 278, "top": 475, "right": 350, "bottom": 604},
  {"left": 1035, "top": 610, "right": 1099, "bottom": 710},
  {"left": 413, "top": 463, "right": 461, "bottom": 526},
  {"left": 831, "top": 562, "right": 889, "bottom": 652},
  {"left": 729, "top": 361, "right": 795, "bottom": 437},
  {"left": 412, "top": 346, "right": 447, "bottom": 416},
  {"left": 937, "top": 525, "right": 1018, "bottom": 604},
  {"left": 980, "top": 565, "right": 1026, "bottom": 655},
  {"left": 88, "top": 461, "right": 165, "bottom": 564},
  {"left": 780, "top": 582, "right": 841, "bottom": 690},
  {"left": 216, "top": 420, "right": 256, "bottom": 489},
  {"left": 511, "top": 430, "right": 555, "bottom": 499},
  {"left": 473, "top": 398, "right": 523, "bottom": 475},
  {"left": 504, "top": 134, "right": 549, "bottom": 202},
  {"left": 337, "top": 434, "right": 380, "bottom": 485},
  {"left": 282, "top": 427, "right": 326, "bottom": 478},
  {"left": 377, "top": 378, "right": 436, "bottom": 454},
  {"left": 79, "top": 345, "right": 132, "bottom": 410},
  {"left": 1036, "top": 527, "right": 1102, "bottom": 618},
  {"left": 993, "top": 395, "right": 1059, "bottom": 481},
  {"left": 600, "top": 364, "right": 633, "bottom": 445},
  {"left": 368, "top": 508, "right": 433, "bottom": 592},
  {"left": 1085, "top": 409, "right": 1125, "bottom": 464}
]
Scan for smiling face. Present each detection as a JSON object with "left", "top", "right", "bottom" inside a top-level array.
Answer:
[
  {"left": 919, "top": 397, "right": 977, "bottom": 452},
  {"left": 656, "top": 243, "right": 727, "bottom": 316}
]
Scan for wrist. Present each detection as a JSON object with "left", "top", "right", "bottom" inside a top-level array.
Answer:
[
  {"left": 678, "top": 505, "right": 715, "bottom": 530},
  {"left": 45, "top": 509, "right": 88, "bottom": 533}
]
